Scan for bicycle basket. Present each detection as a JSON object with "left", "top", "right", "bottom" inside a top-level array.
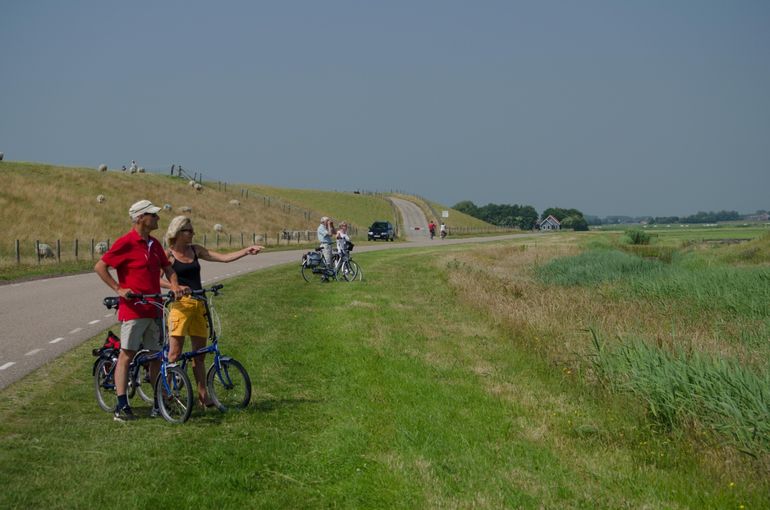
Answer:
[{"left": 304, "top": 251, "right": 323, "bottom": 267}]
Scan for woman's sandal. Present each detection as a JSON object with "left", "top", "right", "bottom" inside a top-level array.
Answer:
[{"left": 199, "top": 398, "right": 217, "bottom": 409}]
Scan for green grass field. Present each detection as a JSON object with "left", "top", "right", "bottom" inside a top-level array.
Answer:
[{"left": 1, "top": 244, "right": 767, "bottom": 508}]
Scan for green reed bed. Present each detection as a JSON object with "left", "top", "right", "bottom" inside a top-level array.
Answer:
[
  {"left": 628, "top": 265, "right": 770, "bottom": 318},
  {"left": 536, "top": 249, "right": 666, "bottom": 287},
  {"left": 537, "top": 249, "right": 770, "bottom": 318},
  {"left": 590, "top": 333, "right": 770, "bottom": 456}
]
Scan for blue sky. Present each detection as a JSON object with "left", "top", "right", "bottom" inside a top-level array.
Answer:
[{"left": 1, "top": 1, "right": 768, "bottom": 217}]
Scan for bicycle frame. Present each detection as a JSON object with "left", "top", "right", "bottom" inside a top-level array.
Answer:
[{"left": 176, "top": 285, "right": 238, "bottom": 389}]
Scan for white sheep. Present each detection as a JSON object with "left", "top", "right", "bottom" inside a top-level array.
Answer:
[
  {"left": 138, "top": 167, "right": 145, "bottom": 173},
  {"left": 229, "top": 199, "right": 240, "bottom": 206},
  {"left": 96, "top": 194, "right": 106, "bottom": 204},
  {"left": 179, "top": 206, "right": 192, "bottom": 213},
  {"left": 98, "top": 164, "right": 107, "bottom": 172},
  {"left": 38, "top": 243, "right": 54, "bottom": 258},
  {"left": 95, "top": 241, "right": 109, "bottom": 255},
  {"left": 194, "top": 183, "right": 203, "bottom": 191},
  {"left": 188, "top": 180, "right": 196, "bottom": 187},
  {"left": 213, "top": 224, "right": 223, "bottom": 232}
]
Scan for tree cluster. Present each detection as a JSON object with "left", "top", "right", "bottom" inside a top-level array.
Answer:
[
  {"left": 650, "top": 210, "right": 741, "bottom": 224},
  {"left": 453, "top": 201, "right": 539, "bottom": 230}
]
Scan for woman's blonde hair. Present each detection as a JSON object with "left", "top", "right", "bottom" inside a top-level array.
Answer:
[{"left": 166, "top": 215, "right": 193, "bottom": 245}]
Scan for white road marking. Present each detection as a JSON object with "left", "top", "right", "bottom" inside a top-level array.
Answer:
[
  {"left": 50, "top": 337, "right": 64, "bottom": 344},
  {"left": 69, "top": 328, "right": 83, "bottom": 334},
  {"left": 104, "top": 313, "right": 113, "bottom": 318},
  {"left": 89, "top": 320, "right": 101, "bottom": 325},
  {"left": 0, "top": 362, "right": 16, "bottom": 370},
  {"left": 25, "top": 349, "right": 42, "bottom": 356}
]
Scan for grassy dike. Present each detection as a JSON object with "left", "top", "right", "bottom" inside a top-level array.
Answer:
[{"left": 0, "top": 246, "right": 765, "bottom": 508}]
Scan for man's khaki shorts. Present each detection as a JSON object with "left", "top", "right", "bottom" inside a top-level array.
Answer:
[{"left": 120, "top": 318, "right": 162, "bottom": 351}]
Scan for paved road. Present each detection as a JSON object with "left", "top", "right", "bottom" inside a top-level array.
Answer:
[
  {"left": 0, "top": 199, "right": 537, "bottom": 389},
  {"left": 390, "top": 196, "right": 431, "bottom": 241}
]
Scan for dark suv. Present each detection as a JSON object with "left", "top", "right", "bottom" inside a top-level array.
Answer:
[{"left": 368, "top": 221, "right": 395, "bottom": 241}]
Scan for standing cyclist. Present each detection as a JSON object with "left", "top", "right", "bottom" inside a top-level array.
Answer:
[
  {"left": 317, "top": 216, "right": 335, "bottom": 280},
  {"left": 95, "top": 200, "right": 185, "bottom": 421}
]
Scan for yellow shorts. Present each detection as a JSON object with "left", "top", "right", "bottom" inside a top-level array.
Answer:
[{"left": 168, "top": 296, "right": 208, "bottom": 338}]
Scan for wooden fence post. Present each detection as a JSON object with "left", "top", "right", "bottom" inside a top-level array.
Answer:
[
  {"left": 15, "top": 240, "right": 20, "bottom": 265},
  {"left": 56, "top": 239, "right": 61, "bottom": 262},
  {"left": 74, "top": 239, "right": 79, "bottom": 261},
  {"left": 35, "top": 240, "right": 41, "bottom": 265}
]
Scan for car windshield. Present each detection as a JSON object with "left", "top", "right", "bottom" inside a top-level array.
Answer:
[{"left": 372, "top": 222, "right": 389, "bottom": 229}]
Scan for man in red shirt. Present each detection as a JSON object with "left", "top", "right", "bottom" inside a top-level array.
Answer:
[{"left": 95, "top": 199, "right": 185, "bottom": 421}]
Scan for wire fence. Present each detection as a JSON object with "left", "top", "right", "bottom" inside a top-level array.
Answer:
[{"left": 0, "top": 229, "right": 365, "bottom": 267}]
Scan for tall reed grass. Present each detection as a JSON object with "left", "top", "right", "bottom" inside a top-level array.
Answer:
[
  {"left": 537, "top": 248, "right": 770, "bottom": 319},
  {"left": 590, "top": 331, "right": 770, "bottom": 456},
  {"left": 535, "top": 249, "right": 665, "bottom": 287}
]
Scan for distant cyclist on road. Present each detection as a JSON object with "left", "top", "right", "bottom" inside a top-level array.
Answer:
[
  {"left": 94, "top": 200, "right": 185, "bottom": 422},
  {"left": 440, "top": 222, "right": 447, "bottom": 239}
]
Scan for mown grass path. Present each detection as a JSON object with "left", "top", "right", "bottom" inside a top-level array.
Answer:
[{"left": 0, "top": 246, "right": 764, "bottom": 508}]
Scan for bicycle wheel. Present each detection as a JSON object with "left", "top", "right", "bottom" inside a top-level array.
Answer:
[
  {"left": 340, "top": 259, "right": 359, "bottom": 281},
  {"left": 155, "top": 365, "right": 193, "bottom": 423},
  {"left": 301, "top": 262, "right": 313, "bottom": 282},
  {"left": 94, "top": 357, "right": 116, "bottom": 412},
  {"left": 207, "top": 358, "right": 252, "bottom": 411},
  {"left": 134, "top": 365, "right": 154, "bottom": 404}
]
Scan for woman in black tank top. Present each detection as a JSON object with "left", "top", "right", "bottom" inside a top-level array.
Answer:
[{"left": 163, "top": 216, "right": 264, "bottom": 407}]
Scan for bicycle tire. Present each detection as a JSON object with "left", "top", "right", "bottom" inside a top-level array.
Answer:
[
  {"left": 94, "top": 357, "right": 116, "bottom": 412},
  {"left": 354, "top": 262, "right": 363, "bottom": 281},
  {"left": 340, "top": 259, "right": 359, "bottom": 281},
  {"left": 155, "top": 365, "right": 193, "bottom": 424},
  {"left": 301, "top": 261, "right": 313, "bottom": 282},
  {"left": 207, "top": 358, "right": 252, "bottom": 412},
  {"left": 134, "top": 365, "right": 154, "bottom": 404}
]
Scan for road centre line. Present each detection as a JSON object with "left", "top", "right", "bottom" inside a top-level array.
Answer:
[
  {"left": 0, "top": 362, "right": 16, "bottom": 370},
  {"left": 25, "top": 349, "right": 42, "bottom": 356},
  {"left": 89, "top": 320, "right": 101, "bottom": 325},
  {"left": 69, "top": 328, "right": 83, "bottom": 334},
  {"left": 50, "top": 337, "right": 64, "bottom": 344}
]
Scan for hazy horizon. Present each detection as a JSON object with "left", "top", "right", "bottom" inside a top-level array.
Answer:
[{"left": 2, "top": 1, "right": 768, "bottom": 218}]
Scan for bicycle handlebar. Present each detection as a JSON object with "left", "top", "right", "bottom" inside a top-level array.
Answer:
[
  {"left": 190, "top": 284, "right": 224, "bottom": 297},
  {"left": 102, "top": 285, "right": 223, "bottom": 309},
  {"left": 126, "top": 291, "right": 176, "bottom": 301}
]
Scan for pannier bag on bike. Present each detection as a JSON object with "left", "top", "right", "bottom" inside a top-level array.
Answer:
[
  {"left": 92, "top": 330, "right": 120, "bottom": 357},
  {"left": 303, "top": 251, "right": 323, "bottom": 268}
]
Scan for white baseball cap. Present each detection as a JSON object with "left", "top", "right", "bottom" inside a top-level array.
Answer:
[{"left": 129, "top": 199, "right": 161, "bottom": 220}]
